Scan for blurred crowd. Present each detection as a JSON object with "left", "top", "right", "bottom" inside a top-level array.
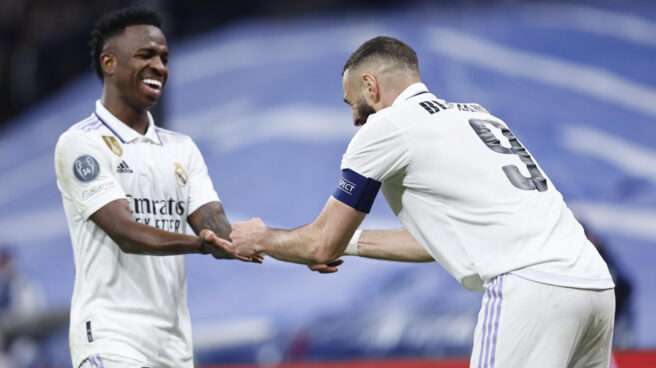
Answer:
[
  {"left": 0, "top": 248, "right": 49, "bottom": 367},
  {"left": 0, "top": 0, "right": 412, "bottom": 129},
  {"left": 0, "top": 0, "right": 122, "bottom": 127}
]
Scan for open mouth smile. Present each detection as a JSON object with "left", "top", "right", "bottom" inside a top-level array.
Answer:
[{"left": 141, "top": 78, "right": 164, "bottom": 97}]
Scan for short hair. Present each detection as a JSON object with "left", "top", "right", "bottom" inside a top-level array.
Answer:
[
  {"left": 89, "top": 7, "right": 162, "bottom": 81},
  {"left": 343, "top": 36, "right": 419, "bottom": 75}
]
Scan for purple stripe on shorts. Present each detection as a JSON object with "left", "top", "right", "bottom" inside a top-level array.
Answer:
[
  {"left": 95, "top": 354, "right": 105, "bottom": 368},
  {"left": 490, "top": 274, "right": 504, "bottom": 367},
  {"left": 478, "top": 277, "right": 498, "bottom": 368},
  {"left": 484, "top": 278, "right": 500, "bottom": 366},
  {"left": 88, "top": 356, "right": 98, "bottom": 368}
]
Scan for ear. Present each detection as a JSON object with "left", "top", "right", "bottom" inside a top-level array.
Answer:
[
  {"left": 100, "top": 53, "right": 117, "bottom": 78},
  {"left": 361, "top": 73, "right": 380, "bottom": 104}
]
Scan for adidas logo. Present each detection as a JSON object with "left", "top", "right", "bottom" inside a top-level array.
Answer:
[{"left": 116, "top": 160, "right": 133, "bottom": 174}]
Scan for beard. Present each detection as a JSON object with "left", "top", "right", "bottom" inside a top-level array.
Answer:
[{"left": 354, "top": 96, "right": 376, "bottom": 126}]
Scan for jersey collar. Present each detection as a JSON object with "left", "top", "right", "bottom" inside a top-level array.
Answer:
[
  {"left": 94, "top": 100, "right": 163, "bottom": 145},
  {"left": 392, "top": 82, "right": 430, "bottom": 106}
]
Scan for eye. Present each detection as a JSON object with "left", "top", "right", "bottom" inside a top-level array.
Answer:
[{"left": 135, "top": 49, "right": 156, "bottom": 59}]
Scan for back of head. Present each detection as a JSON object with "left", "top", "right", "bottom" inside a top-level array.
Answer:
[
  {"left": 89, "top": 7, "right": 162, "bottom": 81},
  {"left": 343, "top": 36, "right": 419, "bottom": 76}
]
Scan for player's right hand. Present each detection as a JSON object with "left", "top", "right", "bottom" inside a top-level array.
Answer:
[{"left": 200, "top": 229, "right": 263, "bottom": 263}]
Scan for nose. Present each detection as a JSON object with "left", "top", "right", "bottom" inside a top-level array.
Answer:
[{"left": 151, "top": 56, "right": 167, "bottom": 76}]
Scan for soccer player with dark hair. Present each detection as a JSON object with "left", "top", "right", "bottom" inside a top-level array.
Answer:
[
  {"left": 231, "top": 36, "right": 616, "bottom": 367},
  {"left": 54, "top": 7, "right": 261, "bottom": 367}
]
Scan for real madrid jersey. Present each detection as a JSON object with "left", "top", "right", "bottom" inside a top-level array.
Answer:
[
  {"left": 54, "top": 101, "right": 219, "bottom": 367},
  {"left": 340, "top": 83, "right": 614, "bottom": 292}
]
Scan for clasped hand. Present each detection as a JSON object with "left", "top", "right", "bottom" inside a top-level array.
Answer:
[{"left": 199, "top": 229, "right": 263, "bottom": 263}]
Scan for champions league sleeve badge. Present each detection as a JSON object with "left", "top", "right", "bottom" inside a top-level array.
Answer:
[
  {"left": 73, "top": 155, "right": 100, "bottom": 182},
  {"left": 174, "top": 162, "right": 188, "bottom": 187}
]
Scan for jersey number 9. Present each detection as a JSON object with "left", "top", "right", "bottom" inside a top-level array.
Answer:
[{"left": 469, "top": 119, "right": 548, "bottom": 192}]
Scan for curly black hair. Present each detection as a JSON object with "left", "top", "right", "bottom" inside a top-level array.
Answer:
[
  {"left": 343, "top": 36, "right": 418, "bottom": 75},
  {"left": 89, "top": 7, "right": 162, "bottom": 81}
]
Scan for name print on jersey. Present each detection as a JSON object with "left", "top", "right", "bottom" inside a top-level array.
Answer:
[
  {"left": 419, "top": 100, "right": 449, "bottom": 114},
  {"left": 418, "top": 100, "right": 488, "bottom": 115}
]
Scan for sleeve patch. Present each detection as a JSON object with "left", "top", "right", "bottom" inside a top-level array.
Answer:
[
  {"left": 81, "top": 180, "right": 116, "bottom": 201},
  {"left": 333, "top": 169, "right": 381, "bottom": 213},
  {"left": 73, "top": 155, "right": 100, "bottom": 182}
]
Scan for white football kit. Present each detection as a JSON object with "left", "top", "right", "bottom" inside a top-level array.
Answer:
[
  {"left": 55, "top": 101, "right": 219, "bottom": 368},
  {"left": 337, "top": 83, "right": 615, "bottom": 367}
]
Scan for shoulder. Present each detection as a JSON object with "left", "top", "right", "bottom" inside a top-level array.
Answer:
[
  {"left": 345, "top": 112, "right": 407, "bottom": 159},
  {"left": 154, "top": 127, "right": 194, "bottom": 145},
  {"left": 57, "top": 115, "right": 105, "bottom": 149},
  {"left": 69, "top": 114, "right": 103, "bottom": 133},
  {"left": 351, "top": 113, "right": 399, "bottom": 146}
]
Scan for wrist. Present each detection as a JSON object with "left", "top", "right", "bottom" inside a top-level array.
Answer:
[
  {"left": 197, "top": 230, "right": 214, "bottom": 255},
  {"left": 254, "top": 227, "right": 270, "bottom": 254},
  {"left": 198, "top": 236, "right": 210, "bottom": 254},
  {"left": 344, "top": 229, "right": 362, "bottom": 256}
]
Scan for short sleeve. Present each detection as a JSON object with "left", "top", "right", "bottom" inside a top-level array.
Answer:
[
  {"left": 54, "top": 132, "right": 126, "bottom": 220},
  {"left": 186, "top": 139, "right": 220, "bottom": 215},
  {"left": 340, "top": 115, "right": 410, "bottom": 182}
]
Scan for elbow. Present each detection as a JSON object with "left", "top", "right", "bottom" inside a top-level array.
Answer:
[
  {"left": 308, "top": 239, "right": 342, "bottom": 265},
  {"left": 111, "top": 233, "right": 148, "bottom": 255},
  {"left": 115, "top": 240, "right": 141, "bottom": 254}
]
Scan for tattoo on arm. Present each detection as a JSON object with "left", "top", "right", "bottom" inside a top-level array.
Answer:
[{"left": 188, "top": 201, "right": 232, "bottom": 240}]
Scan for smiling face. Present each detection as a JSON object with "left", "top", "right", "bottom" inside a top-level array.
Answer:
[{"left": 102, "top": 25, "right": 169, "bottom": 111}]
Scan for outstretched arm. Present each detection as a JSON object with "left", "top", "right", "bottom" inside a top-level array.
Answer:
[
  {"left": 352, "top": 229, "right": 434, "bottom": 262},
  {"left": 231, "top": 196, "right": 366, "bottom": 265},
  {"left": 91, "top": 199, "right": 255, "bottom": 261}
]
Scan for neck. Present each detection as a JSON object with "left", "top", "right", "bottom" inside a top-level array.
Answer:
[
  {"left": 376, "top": 75, "right": 421, "bottom": 110},
  {"left": 101, "top": 90, "right": 150, "bottom": 135}
]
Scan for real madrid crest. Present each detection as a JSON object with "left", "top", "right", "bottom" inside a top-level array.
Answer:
[
  {"left": 174, "top": 162, "right": 188, "bottom": 187},
  {"left": 102, "top": 136, "right": 123, "bottom": 157}
]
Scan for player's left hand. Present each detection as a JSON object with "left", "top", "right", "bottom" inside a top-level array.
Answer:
[
  {"left": 308, "top": 259, "right": 344, "bottom": 274},
  {"left": 230, "top": 217, "right": 267, "bottom": 257}
]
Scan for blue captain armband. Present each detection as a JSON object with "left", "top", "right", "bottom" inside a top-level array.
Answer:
[{"left": 332, "top": 169, "right": 381, "bottom": 213}]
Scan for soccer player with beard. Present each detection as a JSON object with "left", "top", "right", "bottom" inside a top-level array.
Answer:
[
  {"left": 231, "top": 36, "right": 616, "bottom": 367},
  {"left": 54, "top": 8, "right": 262, "bottom": 367}
]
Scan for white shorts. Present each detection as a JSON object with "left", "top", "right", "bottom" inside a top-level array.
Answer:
[
  {"left": 471, "top": 273, "right": 614, "bottom": 368},
  {"left": 78, "top": 353, "right": 154, "bottom": 368}
]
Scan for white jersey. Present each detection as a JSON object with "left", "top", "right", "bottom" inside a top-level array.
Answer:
[
  {"left": 341, "top": 83, "right": 614, "bottom": 291},
  {"left": 54, "top": 101, "right": 219, "bottom": 367}
]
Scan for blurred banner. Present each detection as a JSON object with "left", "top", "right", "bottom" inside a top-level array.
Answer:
[{"left": 203, "top": 351, "right": 656, "bottom": 368}]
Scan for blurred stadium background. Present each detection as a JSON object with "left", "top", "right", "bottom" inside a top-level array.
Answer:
[{"left": 1, "top": 0, "right": 655, "bottom": 367}]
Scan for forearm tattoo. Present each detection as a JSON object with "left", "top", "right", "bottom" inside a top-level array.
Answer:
[{"left": 188, "top": 202, "right": 232, "bottom": 240}]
